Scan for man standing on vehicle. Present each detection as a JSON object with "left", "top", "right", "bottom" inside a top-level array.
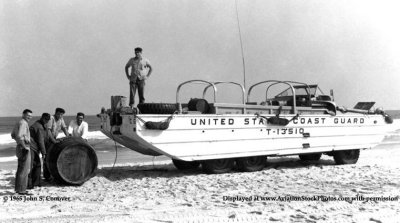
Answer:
[{"left": 125, "top": 47, "right": 153, "bottom": 107}]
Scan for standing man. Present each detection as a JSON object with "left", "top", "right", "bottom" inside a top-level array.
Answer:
[
  {"left": 68, "top": 112, "right": 89, "bottom": 140},
  {"left": 48, "top": 107, "right": 69, "bottom": 139},
  {"left": 125, "top": 47, "right": 153, "bottom": 106},
  {"left": 44, "top": 108, "right": 67, "bottom": 181},
  {"left": 11, "top": 109, "right": 32, "bottom": 195},
  {"left": 28, "top": 113, "right": 51, "bottom": 188}
]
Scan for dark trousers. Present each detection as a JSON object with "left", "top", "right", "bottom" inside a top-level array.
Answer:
[
  {"left": 28, "top": 150, "right": 42, "bottom": 188},
  {"left": 43, "top": 159, "right": 51, "bottom": 180},
  {"left": 129, "top": 80, "right": 145, "bottom": 106},
  {"left": 43, "top": 149, "right": 51, "bottom": 180},
  {"left": 43, "top": 142, "right": 51, "bottom": 180},
  {"left": 15, "top": 145, "right": 31, "bottom": 193}
]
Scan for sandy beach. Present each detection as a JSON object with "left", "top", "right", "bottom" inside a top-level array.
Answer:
[
  {"left": 3, "top": 0, "right": 400, "bottom": 221},
  {"left": 1, "top": 140, "right": 399, "bottom": 223}
]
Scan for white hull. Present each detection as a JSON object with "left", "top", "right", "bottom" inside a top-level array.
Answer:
[{"left": 101, "top": 113, "right": 392, "bottom": 161}]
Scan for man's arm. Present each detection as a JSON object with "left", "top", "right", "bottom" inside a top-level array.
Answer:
[
  {"left": 62, "top": 127, "right": 69, "bottom": 137},
  {"left": 125, "top": 61, "right": 131, "bottom": 80},
  {"left": 147, "top": 63, "right": 153, "bottom": 78},
  {"left": 81, "top": 122, "right": 89, "bottom": 140},
  {"left": 60, "top": 119, "right": 69, "bottom": 137},
  {"left": 37, "top": 127, "right": 47, "bottom": 156},
  {"left": 17, "top": 121, "right": 29, "bottom": 150},
  {"left": 47, "top": 129, "right": 58, "bottom": 144}
]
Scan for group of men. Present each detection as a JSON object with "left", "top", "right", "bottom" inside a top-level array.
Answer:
[
  {"left": 11, "top": 47, "right": 152, "bottom": 195},
  {"left": 12, "top": 108, "right": 89, "bottom": 195}
]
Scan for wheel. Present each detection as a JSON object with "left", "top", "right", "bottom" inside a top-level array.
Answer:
[
  {"left": 172, "top": 159, "right": 200, "bottom": 170},
  {"left": 202, "top": 159, "right": 234, "bottom": 174},
  {"left": 333, "top": 149, "right": 360, "bottom": 165},
  {"left": 137, "top": 103, "right": 177, "bottom": 114},
  {"left": 299, "top": 153, "right": 322, "bottom": 161},
  {"left": 236, "top": 156, "right": 266, "bottom": 172}
]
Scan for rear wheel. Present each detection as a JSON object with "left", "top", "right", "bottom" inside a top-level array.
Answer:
[
  {"left": 172, "top": 159, "right": 200, "bottom": 170},
  {"left": 333, "top": 149, "right": 360, "bottom": 165},
  {"left": 299, "top": 153, "right": 322, "bottom": 161},
  {"left": 236, "top": 156, "right": 266, "bottom": 172},
  {"left": 202, "top": 159, "right": 234, "bottom": 174}
]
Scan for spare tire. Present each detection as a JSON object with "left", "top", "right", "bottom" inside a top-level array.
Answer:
[
  {"left": 188, "top": 98, "right": 210, "bottom": 114},
  {"left": 137, "top": 103, "right": 177, "bottom": 114},
  {"left": 46, "top": 137, "right": 98, "bottom": 185}
]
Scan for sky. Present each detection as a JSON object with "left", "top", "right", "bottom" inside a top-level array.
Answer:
[{"left": 1, "top": 0, "right": 400, "bottom": 116}]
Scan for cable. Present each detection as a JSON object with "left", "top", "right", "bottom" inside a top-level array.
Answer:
[
  {"left": 235, "top": 0, "right": 247, "bottom": 91},
  {"left": 108, "top": 125, "right": 119, "bottom": 175}
]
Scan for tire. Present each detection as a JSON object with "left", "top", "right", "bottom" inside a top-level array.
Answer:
[
  {"left": 202, "top": 159, "right": 234, "bottom": 174},
  {"left": 299, "top": 153, "right": 322, "bottom": 161},
  {"left": 47, "top": 137, "right": 98, "bottom": 185},
  {"left": 236, "top": 156, "right": 266, "bottom": 172},
  {"left": 172, "top": 159, "right": 200, "bottom": 170},
  {"left": 137, "top": 103, "right": 177, "bottom": 114},
  {"left": 333, "top": 149, "right": 360, "bottom": 165}
]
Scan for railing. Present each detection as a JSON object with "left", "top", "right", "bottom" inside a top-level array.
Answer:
[
  {"left": 202, "top": 81, "right": 246, "bottom": 104},
  {"left": 176, "top": 79, "right": 313, "bottom": 114},
  {"left": 247, "top": 80, "right": 312, "bottom": 114},
  {"left": 176, "top": 80, "right": 245, "bottom": 113}
]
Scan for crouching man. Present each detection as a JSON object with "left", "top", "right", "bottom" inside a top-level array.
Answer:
[{"left": 28, "top": 113, "right": 51, "bottom": 189}]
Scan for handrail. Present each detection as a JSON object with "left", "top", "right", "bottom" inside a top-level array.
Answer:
[
  {"left": 202, "top": 81, "right": 246, "bottom": 104},
  {"left": 176, "top": 79, "right": 317, "bottom": 114},
  {"left": 176, "top": 80, "right": 217, "bottom": 113}
]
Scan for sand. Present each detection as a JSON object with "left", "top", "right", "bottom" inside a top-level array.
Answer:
[{"left": 1, "top": 143, "right": 399, "bottom": 223}]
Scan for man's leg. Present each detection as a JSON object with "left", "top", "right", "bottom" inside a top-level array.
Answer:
[
  {"left": 28, "top": 151, "right": 41, "bottom": 188},
  {"left": 138, "top": 80, "right": 146, "bottom": 104},
  {"left": 129, "top": 81, "right": 137, "bottom": 106},
  {"left": 15, "top": 146, "right": 31, "bottom": 193},
  {"left": 43, "top": 142, "right": 52, "bottom": 181},
  {"left": 43, "top": 156, "right": 51, "bottom": 181},
  {"left": 43, "top": 159, "right": 50, "bottom": 180}
]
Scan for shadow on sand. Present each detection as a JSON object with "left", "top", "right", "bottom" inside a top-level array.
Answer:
[
  {"left": 0, "top": 156, "right": 339, "bottom": 190},
  {"left": 95, "top": 156, "right": 337, "bottom": 182}
]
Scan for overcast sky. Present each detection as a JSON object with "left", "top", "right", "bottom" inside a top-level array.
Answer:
[{"left": 1, "top": 0, "right": 400, "bottom": 116}]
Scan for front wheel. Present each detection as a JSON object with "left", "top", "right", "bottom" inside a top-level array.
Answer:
[
  {"left": 172, "top": 159, "right": 200, "bottom": 170},
  {"left": 236, "top": 156, "right": 266, "bottom": 172},
  {"left": 202, "top": 159, "right": 234, "bottom": 174},
  {"left": 333, "top": 149, "right": 360, "bottom": 165}
]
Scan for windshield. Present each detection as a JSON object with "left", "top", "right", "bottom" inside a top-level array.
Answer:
[{"left": 275, "top": 85, "right": 318, "bottom": 97}]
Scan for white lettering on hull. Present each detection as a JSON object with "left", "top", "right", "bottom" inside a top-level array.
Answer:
[{"left": 190, "top": 117, "right": 367, "bottom": 126}]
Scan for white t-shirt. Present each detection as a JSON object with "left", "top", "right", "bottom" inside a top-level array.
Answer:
[{"left": 68, "top": 120, "right": 89, "bottom": 139}]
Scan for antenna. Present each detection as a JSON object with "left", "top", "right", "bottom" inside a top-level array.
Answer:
[{"left": 235, "top": 0, "right": 246, "bottom": 91}]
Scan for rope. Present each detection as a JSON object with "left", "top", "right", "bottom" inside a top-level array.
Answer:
[
  {"left": 136, "top": 112, "right": 177, "bottom": 130},
  {"left": 107, "top": 126, "right": 119, "bottom": 176},
  {"left": 255, "top": 113, "right": 299, "bottom": 126}
]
